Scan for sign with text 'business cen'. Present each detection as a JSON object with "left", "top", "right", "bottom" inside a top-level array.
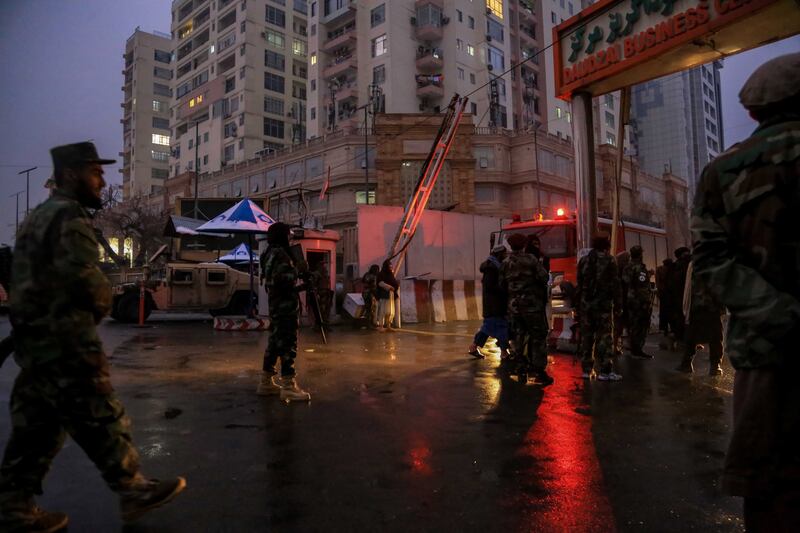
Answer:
[{"left": 553, "top": 0, "right": 800, "bottom": 99}]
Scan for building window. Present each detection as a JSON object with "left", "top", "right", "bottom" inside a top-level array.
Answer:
[
  {"left": 310, "top": 107, "right": 316, "bottom": 120},
  {"left": 605, "top": 111, "right": 615, "bottom": 128},
  {"left": 487, "top": 45, "right": 504, "bottom": 70},
  {"left": 568, "top": 2, "right": 574, "bottom": 15},
  {"left": 468, "top": 16, "right": 475, "bottom": 29},
  {"left": 606, "top": 132, "right": 616, "bottom": 146},
  {"left": 225, "top": 76, "right": 236, "bottom": 92},
  {"left": 486, "top": 0, "right": 503, "bottom": 19},
  {"left": 487, "top": 19, "right": 504, "bottom": 43},
  {"left": 372, "top": 34, "right": 388, "bottom": 57},
  {"left": 556, "top": 107, "right": 563, "bottom": 119},
  {"left": 151, "top": 134, "right": 171, "bottom": 146},
  {"left": 310, "top": 52, "right": 317, "bottom": 65},
  {"left": 456, "top": 39, "right": 463, "bottom": 51},
  {"left": 371, "top": 4, "right": 385, "bottom": 27},
  {"left": 355, "top": 191, "right": 376, "bottom": 204},
  {"left": 154, "top": 66, "right": 172, "bottom": 80},
  {"left": 153, "top": 83, "right": 172, "bottom": 97},
  {"left": 551, "top": 11, "right": 556, "bottom": 23},
  {"left": 154, "top": 49, "right": 171, "bottom": 63},
  {"left": 310, "top": 79, "right": 316, "bottom": 91},
  {"left": 152, "top": 100, "right": 167, "bottom": 112},
  {"left": 294, "top": 0, "right": 308, "bottom": 14},
  {"left": 151, "top": 150, "right": 170, "bottom": 161},
  {"left": 203, "top": 155, "right": 209, "bottom": 165},
  {"left": 264, "top": 29, "right": 285, "bottom": 48},
  {"left": 456, "top": 9, "right": 463, "bottom": 22},
  {"left": 471, "top": 102, "right": 477, "bottom": 114},
  {"left": 264, "top": 72, "right": 285, "bottom": 93},
  {"left": 224, "top": 144, "right": 235, "bottom": 162},
  {"left": 467, "top": 44, "right": 475, "bottom": 56},
  {"left": 265, "top": 5, "right": 286, "bottom": 27},
  {"left": 457, "top": 67, "right": 465, "bottom": 80},
  {"left": 152, "top": 168, "right": 169, "bottom": 180},
  {"left": 204, "top": 132, "right": 209, "bottom": 142},
  {"left": 605, "top": 93, "right": 614, "bottom": 107},
  {"left": 264, "top": 118, "right": 285, "bottom": 138},
  {"left": 373, "top": 64, "right": 386, "bottom": 85},
  {"left": 224, "top": 121, "right": 237, "bottom": 138},
  {"left": 292, "top": 38, "right": 307, "bottom": 57},
  {"left": 469, "top": 72, "right": 476, "bottom": 84},
  {"left": 152, "top": 117, "right": 170, "bottom": 130},
  {"left": 265, "top": 50, "right": 286, "bottom": 70}
]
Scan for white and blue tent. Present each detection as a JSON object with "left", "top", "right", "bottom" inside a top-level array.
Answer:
[
  {"left": 196, "top": 198, "right": 275, "bottom": 234},
  {"left": 218, "top": 243, "right": 258, "bottom": 264}
]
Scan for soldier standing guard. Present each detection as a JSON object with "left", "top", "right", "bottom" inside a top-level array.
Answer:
[
  {"left": 257, "top": 222, "right": 311, "bottom": 401},
  {"left": 0, "top": 142, "right": 185, "bottom": 532},
  {"left": 691, "top": 53, "right": 800, "bottom": 530},
  {"left": 622, "top": 245, "right": 654, "bottom": 359},
  {"left": 576, "top": 233, "right": 623, "bottom": 381},
  {"left": 361, "top": 264, "right": 379, "bottom": 328},
  {"left": 499, "top": 233, "right": 553, "bottom": 386}
]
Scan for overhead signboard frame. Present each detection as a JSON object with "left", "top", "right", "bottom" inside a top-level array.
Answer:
[{"left": 553, "top": 0, "right": 800, "bottom": 99}]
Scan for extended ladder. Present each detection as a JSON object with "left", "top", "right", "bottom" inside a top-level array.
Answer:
[{"left": 387, "top": 94, "right": 469, "bottom": 273}]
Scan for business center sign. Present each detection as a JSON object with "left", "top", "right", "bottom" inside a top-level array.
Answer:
[{"left": 553, "top": 0, "right": 800, "bottom": 99}]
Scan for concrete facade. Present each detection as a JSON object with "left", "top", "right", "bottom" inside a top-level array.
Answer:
[
  {"left": 121, "top": 29, "right": 173, "bottom": 198},
  {"left": 169, "top": 0, "right": 309, "bottom": 178},
  {"left": 305, "top": 0, "right": 546, "bottom": 138}
]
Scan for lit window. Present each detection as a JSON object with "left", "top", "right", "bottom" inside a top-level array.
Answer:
[
  {"left": 152, "top": 134, "right": 171, "bottom": 146},
  {"left": 566, "top": 111, "right": 572, "bottom": 123},
  {"left": 210, "top": 44, "right": 215, "bottom": 54},
  {"left": 372, "top": 34, "right": 388, "bottom": 57},
  {"left": 486, "top": 0, "right": 503, "bottom": 19},
  {"left": 556, "top": 107, "right": 562, "bottom": 118},
  {"left": 467, "top": 44, "right": 475, "bottom": 56},
  {"left": 189, "top": 97, "right": 195, "bottom": 107},
  {"left": 293, "top": 38, "right": 307, "bottom": 57},
  {"left": 310, "top": 53, "right": 317, "bottom": 65}
]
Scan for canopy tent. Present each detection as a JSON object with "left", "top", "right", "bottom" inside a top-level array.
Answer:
[
  {"left": 197, "top": 199, "right": 275, "bottom": 317},
  {"left": 218, "top": 242, "right": 258, "bottom": 264}
]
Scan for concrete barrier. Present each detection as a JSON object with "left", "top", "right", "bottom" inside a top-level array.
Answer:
[{"left": 213, "top": 316, "right": 269, "bottom": 331}]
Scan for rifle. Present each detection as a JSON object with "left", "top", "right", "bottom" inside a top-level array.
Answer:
[{"left": 288, "top": 244, "right": 328, "bottom": 345}]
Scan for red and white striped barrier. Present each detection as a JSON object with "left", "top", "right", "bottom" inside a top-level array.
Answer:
[
  {"left": 549, "top": 314, "right": 578, "bottom": 353},
  {"left": 213, "top": 316, "right": 269, "bottom": 331},
  {"left": 430, "top": 280, "right": 483, "bottom": 323}
]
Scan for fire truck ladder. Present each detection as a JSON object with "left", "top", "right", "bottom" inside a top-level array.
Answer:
[{"left": 387, "top": 94, "right": 469, "bottom": 273}]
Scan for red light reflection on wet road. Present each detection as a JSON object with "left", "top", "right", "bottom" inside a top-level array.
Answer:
[{"left": 515, "top": 359, "right": 616, "bottom": 532}]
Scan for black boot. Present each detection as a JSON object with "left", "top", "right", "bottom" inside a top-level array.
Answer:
[{"left": 675, "top": 356, "right": 694, "bottom": 373}]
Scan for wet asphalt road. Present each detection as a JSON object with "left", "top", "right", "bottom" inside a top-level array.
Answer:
[{"left": 0, "top": 314, "right": 741, "bottom": 532}]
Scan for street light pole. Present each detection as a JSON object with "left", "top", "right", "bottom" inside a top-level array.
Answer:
[
  {"left": 18, "top": 166, "right": 37, "bottom": 216},
  {"left": 193, "top": 121, "right": 199, "bottom": 219},
  {"left": 9, "top": 191, "right": 24, "bottom": 236}
]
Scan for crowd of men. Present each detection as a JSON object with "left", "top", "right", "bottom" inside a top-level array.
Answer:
[{"left": 0, "top": 53, "right": 796, "bottom": 531}]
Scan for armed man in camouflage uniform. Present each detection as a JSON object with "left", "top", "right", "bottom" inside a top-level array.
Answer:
[
  {"left": 499, "top": 233, "right": 553, "bottom": 386},
  {"left": 691, "top": 53, "right": 800, "bottom": 530},
  {"left": 258, "top": 222, "right": 311, "bottom": 401},
  {"left": 622, "top": 245, "right": 653, "bottom": 359},
  {"left": 0, "top": 143, "right": 185, "bottom": 532},
  {"left": 576, "top": 234, "right": 623, "bottom": 381}
]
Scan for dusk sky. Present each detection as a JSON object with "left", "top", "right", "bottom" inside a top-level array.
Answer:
[{"left": 0, "top": 1, "right": 797, "bottom": 246}]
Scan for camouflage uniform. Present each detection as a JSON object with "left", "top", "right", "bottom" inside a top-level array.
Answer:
[
  {"left": 576, "top": 249, "right": 621, "bottom": 374},
  {"left": 622, "top": 255, "right": 652, "bottom": 355},
  {"left": 0, "top": 190, "right": 140, "bottom": 503},
  {"left": 261, "top": 246, "right": 300, "bottom": 377},
  {"left": 361, "top": 271, "right": 378, "bottom": 326},
  {"left": 692, "top": 114, "right": 800, "bottom": 502},
  {"left": 614, "top": 251, "right": 630, "bottom": 356},
  {"left": 499, "top": 250, "right": 550, "bottom": 375}
]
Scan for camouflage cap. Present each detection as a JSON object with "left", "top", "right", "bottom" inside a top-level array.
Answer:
[
  {"left": 50, "top": 141, "right": 116, "bottom": 171},
  {"left": 739, "top": 52, "right": 800, "bottom": 109}
]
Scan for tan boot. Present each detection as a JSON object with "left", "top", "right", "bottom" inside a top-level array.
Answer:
[
  {"left": 0, "top": 495, "right": 68, "bottom": 533},
  {"left": 279, "top": 376, "right": 311, "bottom": 402},
  {"left": 119, "top": 474, "right": 186, "bottom": 523},
  {"left": 256, "top": 372, "right": 280, "bottom": 396}
]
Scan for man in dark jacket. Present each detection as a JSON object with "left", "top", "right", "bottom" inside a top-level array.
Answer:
[
  {"left": 469, "top": 245, "right": 508, "bottom": 359},
  {"left": 666, "top": 247, "right": 691, "bottom": 349}
]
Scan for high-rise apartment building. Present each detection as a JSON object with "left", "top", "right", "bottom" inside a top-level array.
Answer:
[
  {"left": 630, "top": 61, "right": 724, "bottom": 198},
  {"left": 305, "top": 0, "right": 545, "bottom": 138},
  {"left": 121, "top": 29, "right": 173, "bottom": 198},
  {"left": 168, "top": 0, "right": 309, "bottom": 178}
]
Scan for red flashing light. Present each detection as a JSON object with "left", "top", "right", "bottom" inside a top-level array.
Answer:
[
  {"left": 556, "top": 207, "right": 566, "bottom": 219},
  {"left": 511, "top": 213, "right": 522, "bottom": 222}
]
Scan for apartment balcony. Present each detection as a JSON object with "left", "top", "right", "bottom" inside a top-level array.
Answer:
[
  {"left": 415, "top": 47, "right": 443, "bottom": 71},
  {"left": 321, "top": 0, "right": 356, "bottom": 26},
  {"left": 414, "top": 21, "right": 443, "bottom": 42},
  {"left": 323, "top": 54, "right": 357, "bottom": 79},
  {"left": 520, "top": 26, "right": 536, "bottom": 44},
  {"left": 520, "top": 5, "right": 536, "bottom": 22},
  {"left": 416, "top": 78, "right": 444, "bottom": 99},
  {"left": 325, "top": 82, "right": 358, "bottom": 105},
  {"left": 415, "top": 0, "right": 443, "bottom": 8},
  {"left": 320, "top": 28, "right": 357, "bottom": 54}
]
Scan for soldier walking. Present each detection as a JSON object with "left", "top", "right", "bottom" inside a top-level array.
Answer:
[
  {"left": 576, "top": 234, "right": 623, "bottom": 381},
  {"left": 622, "top": 245, "right": 653, "bottom": 359},
  {"left": 676, "top": 261, "right": 724, "bottom": 375},
  {"left": 468, "top": 245, "right": 509, "bottom": 359},
  {"left": 257, "top": 222, "right": 311, "bottom": 401},
  {"left": 499, "top": 233, "right": 553, "bottom": 385},
  {"left": 0, "top": 142, "right": 185, "bottom": 532},
  {"left": 691, "top": 53, "right": 800, "bottom": 530}
]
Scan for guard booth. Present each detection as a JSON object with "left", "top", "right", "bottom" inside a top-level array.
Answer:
[{"left": 553, "top": 0, "right": 800, "bottom": 250}]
